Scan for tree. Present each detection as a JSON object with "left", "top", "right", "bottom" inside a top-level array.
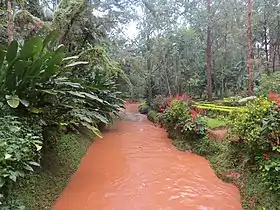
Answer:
[
  {"left": 7, "top": 0, "right": 13, "bottom": 43},
  {"left": 247, "top": 0, "right": 254, "bottom": 95},
  {"left": 206, "top": 0, "right": 212, "bottom": 100}
]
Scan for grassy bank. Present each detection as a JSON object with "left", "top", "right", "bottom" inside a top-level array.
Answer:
[{"left": 7, "top": 133, "right": 91, "bottom": 209}]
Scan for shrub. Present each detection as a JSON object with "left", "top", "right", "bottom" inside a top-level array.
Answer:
[
  {"left": 0, "top": 32, "right": 124, "bottom": 137},
  {"left": 257, "top": 72, "right": 280, "bottom": 95},
  {"left": 0, "top": 115, "right": 42, "bottom": 204},
  {"left": 259, "top": 146, "right": 280, "bottom": 193},
  {"left": 162, "top": 100, "right": 207, "bottom": 140},
  {"left": 138, "top": 102, "right": 150, "bottom": 114},
  {"left": 147, "top": 110, "right": 158, "bottom": 123},
  {"left": 152, "top": 95, "right": 168, "bottom": 112},
  {"left": 195, "top": 102, "right": 239, "bottom": 119},
  {"left": 231, "top": 97, "right": 277, "bottom": 156}
]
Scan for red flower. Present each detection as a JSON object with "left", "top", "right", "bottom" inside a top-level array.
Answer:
[
  {"left": 269, "top": 92, "right": 277, "bottom": 99},
  {"left": 262, "top": 153, "right": 269, "bottom": 160},
  {"left": 190, "top": 109, "right": 198, "bottom": 119},
  {"left": 167, "top": 101, "right": 171, "bottom": 107},
  {"left": 159, "top": 108, "right": 165, "bottom": 112},
  {"left": 276, "top": 98, "right": 280, "bottom": 105}
]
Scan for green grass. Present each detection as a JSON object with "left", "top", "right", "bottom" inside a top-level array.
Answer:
[
  {"left": 7, "top": 133, "right": 91, "bottom": 210},
  {"left": 204, "top": 117, "right": 228, "bottom": 129}
]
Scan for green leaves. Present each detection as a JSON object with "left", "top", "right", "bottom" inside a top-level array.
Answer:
[
  {"left": 6, "top": 41, "right": 18, "bottom": 63},
  {"left": 0, "top": 115, "right": 43, "bottom": 197},
  {"left": 20, "top": 37, "right": 43, "bottom": 59},
  {"left": 5, "top": 95, "right": 20, "bottom": 108}
]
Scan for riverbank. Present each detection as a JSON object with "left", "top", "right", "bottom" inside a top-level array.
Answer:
[{"left": 6, "top": 133, "right": 91, "bottom": 209}]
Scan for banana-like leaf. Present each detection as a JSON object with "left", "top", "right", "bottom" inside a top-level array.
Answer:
[
  {"left": 20, "top": 37, "right": 43, "bottom": 59},
  {"left": 43, "top": 30, "right": 60, "bottom": 49},
  {"left": 91, "top": 111, "right": 109, "bottom": 124},
  {"left": 5, "top": 95, "right": 20, "bottom": 108},
  {"left": 14, "top": 60, "right": 30, "bottom": 85},
  {"left": 68, "top": 91, "right": 86, "bottom": 98},
  {"left": 80, "top": 122, "right": 102, "bottom": 138},
  {"left": 0, "top": 49, "right": 6, "bottom": 79},
  {"left": 6, "top": 40, "right": 18, "bottom": 64},
  {"left": 81, "top": 92, "right": 103, "bottom": 103}
]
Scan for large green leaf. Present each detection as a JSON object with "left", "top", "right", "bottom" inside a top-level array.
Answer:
[
  {"left": 91, "top": 111, "right": 109, "bottom": 124},
  {"left": 82, "top": 92, "right": 103, "bottom": 103},
  {"left": 6, "top": 40, "right": 18, "bottom": 63},
  {"left": 68, "top": 91, "right": 86, "bottom": 98},
  {"left": 0, "top": 49, "right": 5, "bottom": 78},
  {"left": 80, "top": 122, "right": 102, "bottom": 138},
  {"left": 14, "top": 60, "right": 30, "bottom": 85},
  {"left": 5, "top": 95, "right": 20, "bottom": 108},
  {"left": 20, "top": 37, "right": 43, "bottom": 59},
  {"left": 43, "top": 30, "right": 60, "bottom": 49}
]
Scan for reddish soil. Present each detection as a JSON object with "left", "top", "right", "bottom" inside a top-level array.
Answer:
[
  {"left": 53, "top": 103, "right": 242, "bottom": 210},
  {"left": 208, "top": 128, "right": 229, "bottom": 141}
]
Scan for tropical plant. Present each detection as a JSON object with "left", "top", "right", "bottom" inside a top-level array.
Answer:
[
  {"left": 162, "top": 100, "right": 207, "bottom": 139},
  {"left": 231, "top": 97, "right": 278, "bottom": 158},
  {"left": 0, "top": 31, "right": 124, "bottom": 136},
  {"left": 0, "top": 115, "right": 42, "bottom": 202},
  {"left": 260, "top": 147, "right": 280, "bottom": 193},
  {"left": 138, "top": 102, "right": 150, "bottom": 114}
]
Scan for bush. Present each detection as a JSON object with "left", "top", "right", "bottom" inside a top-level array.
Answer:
[
  {"left": 138, "top": 102, "right": 150, "bottom": 114},
  {"left": 162, "top": 100, "right": 207, "bottom": 140},
  {"left": 0, "top": 115, "right": 42, "bottom": 204},
  {"left": 256, "top": 72, "right": 280, "bottom": 95},
  {"left": 231, "top": 98, "right": 276, "bottom": 156},
  {"left": 147, "top": 110, "right": 158, "bottom": 123},
  {"left": 259, "top": 147, "right": 280, "bottom": 192},
  {"left": 195, "top": 102, "right": 239, "bottom": 119},
  {"left": 231, "top": 96, "right": 280, "bottom": 195},
  {"left": 152, "top": 95, "right": 169, "bottom": 112}
]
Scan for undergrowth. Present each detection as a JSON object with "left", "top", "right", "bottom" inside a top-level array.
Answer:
[{"left": 6, "top": 133, "right": 91, "bottom": 209}]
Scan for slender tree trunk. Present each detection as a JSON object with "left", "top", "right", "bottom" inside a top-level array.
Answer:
[
  {"left": 246, "top": 0, "right": 254, "bottom": 96},
  {"left": 7, "top": 0, "right": 14, "bottom": 43},
  {"left": 206, "top": 0, "right": 213, "bottom": 100},
  {"left": 273, "top": 45, "right": 276, "bottom": 72},
  {"left": 146, "top": 37, "right": 153, "bottom": 105},
  {"left": 264, "top": 24, "right": 270, "bottom": 74}
]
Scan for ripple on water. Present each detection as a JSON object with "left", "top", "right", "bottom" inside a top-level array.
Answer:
[{"left": 53, "top": 103, "right": 242, "bottom": 210}]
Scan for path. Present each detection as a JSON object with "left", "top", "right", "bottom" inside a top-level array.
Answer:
[{"left": 54, "top": 103, "right": 242, "bottom": 210}]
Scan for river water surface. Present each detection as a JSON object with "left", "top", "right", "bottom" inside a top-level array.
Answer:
[{"left": 54, "top": 103, "right": 242, "bottom": 210}]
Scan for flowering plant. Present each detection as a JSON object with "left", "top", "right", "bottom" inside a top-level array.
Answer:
[{"left": 162, "top": 100, "right": 207, "bottom": 138}]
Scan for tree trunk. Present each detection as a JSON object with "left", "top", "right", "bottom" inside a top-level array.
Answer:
[
  {"left": 273, "top": 45, "right": 276, "bottom": 72},
  {"left": 206, "top": 0, "right": 213, "bottom": 100},
  {"left": 146, "top": 37, "right": 153, "bottom": 105},
  {"left": 264, "top": 24, "right": 270, "bottom": 75},
  {"left": 7, "top": 0, "right": 14, "bottom": 43},
  {"left": 246, "top": 0, "right": 254, "bottom": 96}
]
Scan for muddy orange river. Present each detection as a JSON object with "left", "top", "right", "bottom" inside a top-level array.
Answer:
[{"left": 54, "top": 103, "right": 242, "bottom": 210}]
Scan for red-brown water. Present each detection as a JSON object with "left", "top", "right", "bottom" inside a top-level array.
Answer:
[{"left": 54, "top": 103, "right": 242, "bottom": 210}]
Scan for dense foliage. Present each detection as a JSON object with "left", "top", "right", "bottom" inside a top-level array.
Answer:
[
  {"left": 162, "top": 100, "right": 207, "bottom": 140},
  {"left": 0, "top": 116, "right": 42, "bottom": 205}
]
